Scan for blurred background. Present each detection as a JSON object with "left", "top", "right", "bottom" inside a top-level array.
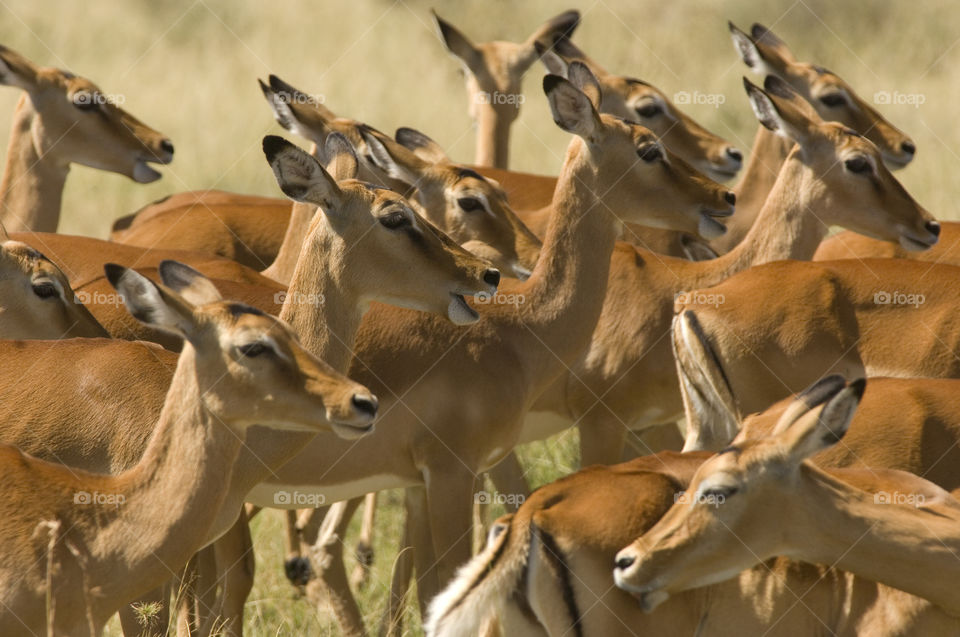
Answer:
[{"left": 1, "top": 0, "right": 956, "bottom": 633}]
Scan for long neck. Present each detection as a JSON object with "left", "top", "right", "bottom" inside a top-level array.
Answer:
[
  {"left": 513, "top": 139, "right": 621, "bottom": 376},
  {"left": 702, "top": 149, "right": 827, "bottom": 279},
  {"left": 87, "top": 347, "right": 244, "bottom": 605},
  {"left": 261, "top": 201, "right": 317, "bottom": 285},
  {"left": 792, "top": 468, "right": 960, "bottom": 616},
  {"left": 475, "top": 107, "right": 511, "bottom": 169},
  {"left": 0, "top": 95, "right": 69, "bottom": 233},
  {"left": 716, "top": 126, "right": 794, "bottom": 250}
]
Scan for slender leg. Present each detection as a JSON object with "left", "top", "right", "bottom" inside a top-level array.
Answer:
[
  {"left": 283, "top": 509, "right": 311, "bottom": 586},
  {"left": 420, "top": 467, "right": 478, "bottom": 610},
  {"left": 307, "top": 498, "right": 367, "bottom": 637},
  {"left": 351, "top": 493, "right": 378, "bottom": 589},
  {"left": 578, "top": 412, "right": 629, "bottom": 467},
  {"left": 197, "top": 510, "right": 255, "bottom": 637}
]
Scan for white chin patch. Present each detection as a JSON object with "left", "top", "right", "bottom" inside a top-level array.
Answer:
[
  {"left": 698, "top": 214, "right": 727, "bottom": 240},
  {"left": 447, "top": 294, "right": 479, "bottom": 325},
  {"left": 330, "top": 422, "right": 375, "bottom": 440},
  {"left": 898, "top": 234, "right": 933, "bottom": 252},
  {"left": 640, "top": 589, "right": 670, "bottom": 613},
  {"left": 133, "top": 160, "right": 162, "bottom": 183}
]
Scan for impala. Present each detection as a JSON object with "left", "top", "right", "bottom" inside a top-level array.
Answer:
[
  {"left": 0, "top": 262, "right": 375, "bottom": 637},
  {"left": 427, "top": 380, "right": 960, "bottom": 636},
  {"left": 0, "top": 44, "right": 173, "bottom": 232},
  {"left": 615, "top": 377, "right": 960, "bottom": 619}
]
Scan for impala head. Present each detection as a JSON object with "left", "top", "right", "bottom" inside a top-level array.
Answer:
[
  {"left": 745, "top": 76, "right": 938, "bottom": 250},
  {"left": 364, "top": 126, "right": 541, "bottom": 280},
  {"left": 433, "top": 9, "right": 580, "bottom": 166},
  {"left": 106, "top": 261, "right": 379, "bottom": 439},
  {"left": 613, "top": 376, "right": 864, "bottom": 610},
  {"left": 729, "top": 22, "right": 915, "bottom": 168},
  {"left": 545, "top": 63, "right": 736, "bottom": 239},
  {"left": 0, "top": 223, "right": 107, "bottom": 339},
  {"left": 263, "top": 134, "right": 499, "bottom": 325},
  {"left": 539, "top": 40, "right": 742, "bottom": 180},
  {"left": 0, "top": 45, "right": 173, "bottom": 182}
]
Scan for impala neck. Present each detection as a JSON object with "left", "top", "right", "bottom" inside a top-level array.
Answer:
[
  {"left": 718, "top": 126, "right": 794, "bottom": 249},
  {"left": 708, "top": 148, "right": 827, "bottom": 275},
  {"left": 261, "top": 201, "right": 317, "bottom": 285},
  {"left": 789, "top": 466, "right": 960, "bottom": 616},
  {"left": 516, "top": 138, "right": 622, "bottom": 372},
  {"left": 0, "top": 94, "right": 69, "bottom": 233},
  {"left": 475, "top": 107, "right": 511, "bottom": 169},
  {"left": 89, "top": 346, "right": 242, "bottom": 607}
]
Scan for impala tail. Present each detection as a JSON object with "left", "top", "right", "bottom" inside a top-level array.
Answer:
[
  {"left": 673, "top": 309, "right": 740, "bottom": 451},
  {"left": 425, "top": 514, "right": 529, "bottom": 637}
]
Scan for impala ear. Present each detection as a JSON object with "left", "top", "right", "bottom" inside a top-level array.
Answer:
[
  {"left": 778, "top": 378, "right": 865, "bottom": 464},
  {"left": 433, "top": 10, "right": 483, "bottom": 74},
  {"left": 105, "top": 264, "right": 199, "bottom": 341},
  {"left": 544, "top": 72, "right": 602, "bottom": 142},
  {"left": 259, "top": 75, "right": 337, "bottom": 145},
  {"left": 523, "top": 9, "right": 581, "bottom": 68},
  {"left": 323, "top": 132, "right": 360, "bottom": 182},
  {"left": 158, "top": 260, "right": 223, "bottom": 306},
  {"left": 536, "top": 41, "right": 569, "bottom": 76},
  {"left": 263, "top": 135, "right": 343, "bottom": 211},
  {"left": 743, "top": 77, "right": 811, "bottom": 145},
  {"left": 0, "top": 45, "right": 39, "bottom": 91},
  {"left": 751, "top": 23, "right": 796, "bottom": 64},
  {"left": 729, "top": 21, "right": 765, "bottom": 72},
  {"left": 395, "top": 127, "right": 451, "bottom": 164},
  {"left": 566, "top": 61, "right": 601, "bottom": 110},
  {"left": 361, "top": 127, "right": 430, "bottom": 186}
]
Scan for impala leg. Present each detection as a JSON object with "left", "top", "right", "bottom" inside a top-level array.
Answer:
[
  {"left": 420, "top": 467, "right": 477, "bottom": 609},
  {"left": 482, "top": 454, "right": 530, "bottom": 547},
  {"left": 379, "top": 490, "right": 420, "bottom": 637},
  {"left": 578, "top": 411, "right": 629, "bottom": 467},
  {"left": 118, "top": 584, "right": 169, "bottom": 637},
  {"left": 306, "top": 498, "right": 367, "bottom": 637},
  {"left": 197, "top": 510, "right": 255, "bottom": 637},
  {"left": 283, "top": 509, "right": 312, "bottom": 587},
  {"left": 174, "top": 553, "right": 202, "bottom": 637},
  {"left": 351, "top": 493, "right": 378, "bottom": 589},
  {"left": 406, "top": 485, "right": 437, "bottom": 620}
]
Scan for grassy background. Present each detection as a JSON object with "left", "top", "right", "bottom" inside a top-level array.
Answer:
[{"left": 0, "top": 0, "right": 956, "bottom": 634}]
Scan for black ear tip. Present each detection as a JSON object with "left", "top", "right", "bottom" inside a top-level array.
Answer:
[
  {"left": 848, "top": 377, "right": 867, "bottom": 399},
  {"left": 751, "top": 23, "right": 768, "bottom": 39},
  {"left": 763, "top": 75, "right": 791, "bottom": 96},
  {"left": 543, "top": 74, "right": 566, "bottom": 95},
  {"left": 742, "top": 76, "right": 757, "bottom": 92},
  {"left": 728, "top": 20, "right": 740, "bottom": 33},
  {"left": 262, "top": 135, "right": 289, "bottom": 161},
  {"left": 103, "top": 263, "right": 126, "bottom": 287}
]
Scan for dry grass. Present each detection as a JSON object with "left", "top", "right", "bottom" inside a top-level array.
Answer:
[{"left": 1, "top": 0, "right": 957, "bottom": 634}]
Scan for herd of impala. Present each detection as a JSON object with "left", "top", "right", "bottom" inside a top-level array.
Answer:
[{"left": 0, "top": 8, "right": 957, "bottom": 637}]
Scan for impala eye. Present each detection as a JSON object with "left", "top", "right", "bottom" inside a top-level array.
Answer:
[
  {"left": 31, "top": 282, "right": 58, "bottom": 299},
  {"left": 635, "top": 102, "right": 662, "bottom": 118},
  {"left": 239, "top": 342, "right": 268, "bottom": 358},
  {"left": 457, "top": 197, "right": 483, "bottom": 212},
  {"left": 379, "top": 210, "right": 410, "bottom": 230},
  {"left": 844, "top": 156, "right": 871, "bottom": 174},
  {"left": 819, "top": 93, "right": 846, "bottom": 108},
  {"left": 637, "top": 144, "right": 662, "bottom": 163}
]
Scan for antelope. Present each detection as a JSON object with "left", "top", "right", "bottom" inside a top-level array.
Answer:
[
  {"left": 0, "top": 44, "right": 173, "bottom": 233},
  {"left": 432, "top": 8, "right": 580, "bottom": 169},
  {"left": 711, "top": 22, "right": 917, "bottom": 254},
  {"left": 815, "top": 223, "right": 960, "bottom": 262},
  {"left": 0, "top": 262, "right": 376, "bottom": 637},
  {"left": 614, "top": 377, "right": 960, "bottom": 620},
  {"left": 517, "top": 74, "right": 936, "bottom": 477},
  {"left": 673, "top": 257, "right": 960, "bottom": 451},
  {"left": 0, "top": 133, "right": 500, "bottom": 636},
  {"left": 234, "top": 67, "right": 732, "bottom": 626},
  {"left": 111, "top": 76, "right": 541, "bottom": 277}
]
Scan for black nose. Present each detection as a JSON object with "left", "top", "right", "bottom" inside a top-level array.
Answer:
[
  {"left": 351, "top": 394, "right": 378, "bottom": 417},
  {"left": 483, "top": 268, "right": 501, "bottom": 288},
  {"left": 926, "top": 220, "right": 941, "bottom": 237},
  {"left": 724, "top": 191, "right": 736, "bottom": 206},
  {"left": 725, "top": 147, "right": 743, "bottom": 163},
  {"left": 901, "top": 141, "right": 916, "bottom": 156},
  {"left": 615, "top": 555, "right": 635, "bottom": 570},
  {"left": 160, "top": 139, "right": 175, "bottom": 155}
]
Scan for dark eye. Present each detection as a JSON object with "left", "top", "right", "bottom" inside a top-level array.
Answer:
[
  {"left": 32, "top": 282, "right": 57, "bottom": 299},
  {"left": 635, "top": 102, "right": 662, "bottom": 118},
  {"left": 72, "top": 93, "right": 98, "bottom": 111},
  {"left": 844, "top": 157, "right": 871, "bottom": 174},
  {"left": 703, "top": 485, "right": 738, "bottom": 499},
  {"left": 637, "top": 144, "right": 662, "bottom": 163},
  {"left": 819, "top": 93, "right": 846, "bottom": 107},
  {"left": 239, "top": 342, "right": 268, "bottom": 358},
  {"left": 457, "top": 197, "right": 483, "bottom": 213},
  {"left": 379, "top": 211, "right": 410, "bottom": 230}
]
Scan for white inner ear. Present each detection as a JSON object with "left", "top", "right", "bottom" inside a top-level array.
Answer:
[{"left": 748, "top": 93, "right": 788, "bottom": 138}]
